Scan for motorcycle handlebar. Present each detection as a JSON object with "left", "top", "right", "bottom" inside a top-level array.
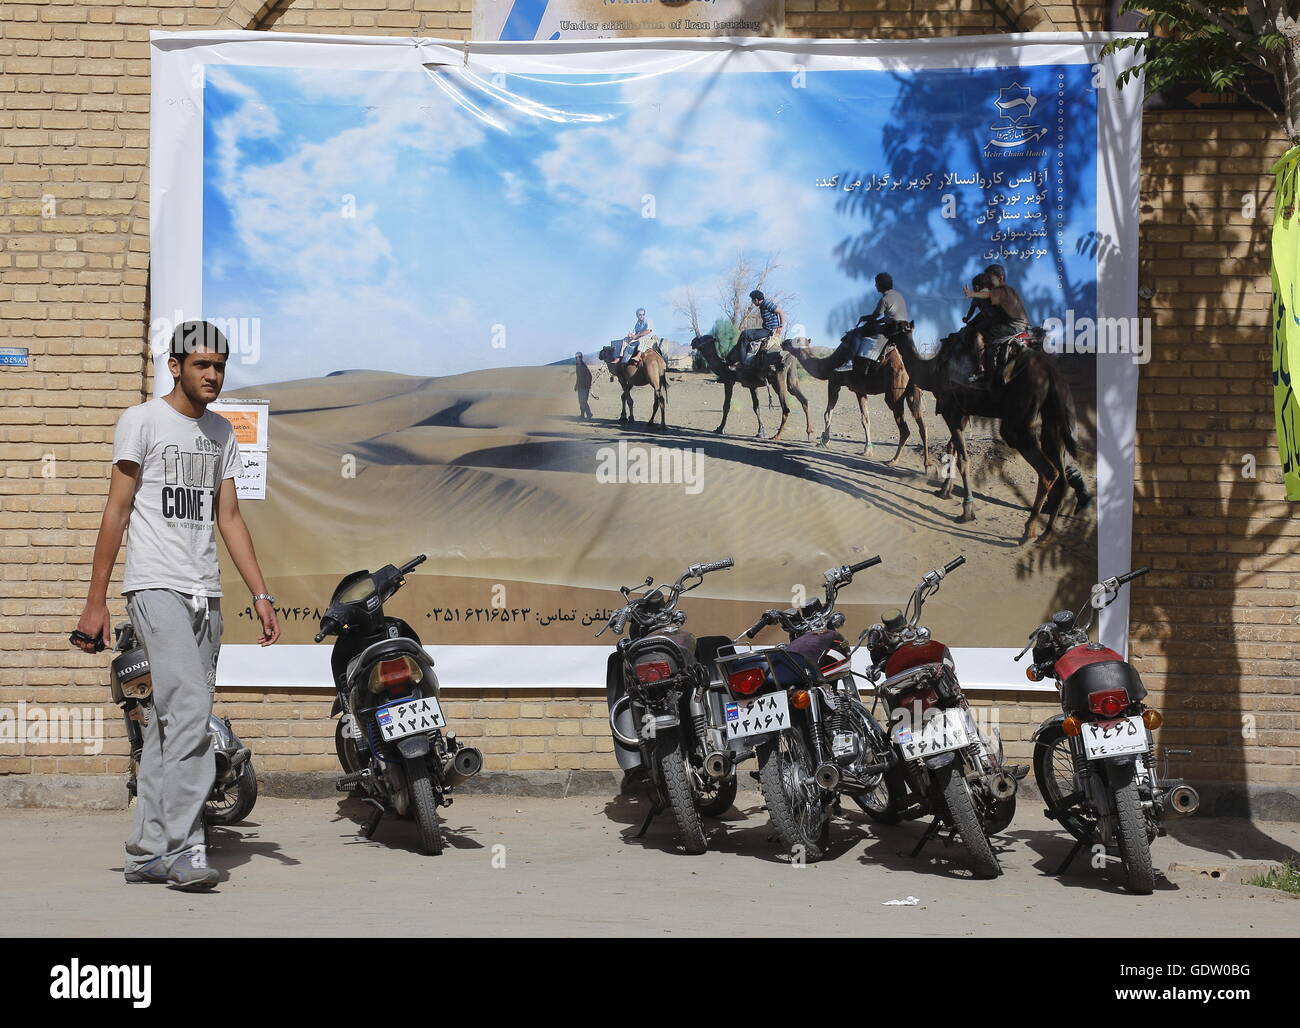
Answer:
[
  {"left": 848, "top": 555, "right": 882, "bottom": 575},
  {"left": 692, "top": 558, "right": 734, "bottom": 576},
  {"left": 943, "top": 555, "right": 966, "bottom": 575},
  {"left": 399, "top": 554, "right": 427, "bottom": 575},
  {"left": 741, "top": 610, "right": 775, "bottom": 640},
  {"left": 1116, "top": 566, "right": 1149, "bottom": 587}
]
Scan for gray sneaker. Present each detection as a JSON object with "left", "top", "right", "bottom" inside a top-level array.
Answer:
[
  {"left": 167, "top": 846, "right": 219, "bottom": 891},
  {"left": 124, "top": 857, "right": 169, "bottom": 885}
]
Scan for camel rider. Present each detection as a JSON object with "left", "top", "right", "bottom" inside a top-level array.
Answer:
[
  {"left": 962, "top": 264, "right": 1030, "bottom": 384},
  {"left": 733, "top": 289, "right": 784, "bottom": 368},
  {"left": 615, "top": 308, "right": 655, "bottom": 370},
  {"left": 852, "top": 273, "right": 909, "bottom": 377}
]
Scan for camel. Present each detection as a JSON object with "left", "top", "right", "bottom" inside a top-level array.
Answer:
[
  {"left": 598, "top": 344, "right": 669, "bottom": 429},
  {"left": 780, "top": 332, "right": 930, "bottom": 470},
  {"left": 885, "top": 321, "right": 1090, "bottom": 543},
  {"left": 689, "top": 335, "right": 812, "bottom": 442}
]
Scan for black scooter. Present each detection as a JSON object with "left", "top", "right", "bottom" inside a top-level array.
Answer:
[{"left": 315, "top": 554, "right": 482, "bottom": 856}]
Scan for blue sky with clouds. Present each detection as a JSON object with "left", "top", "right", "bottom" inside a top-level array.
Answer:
[{"left": 203, "top": 62, "right": 1098, "bottom": 389}]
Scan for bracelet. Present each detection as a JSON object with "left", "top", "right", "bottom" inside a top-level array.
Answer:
[{"left": 253, "top": 593, "right": 276, "bottom": 606}]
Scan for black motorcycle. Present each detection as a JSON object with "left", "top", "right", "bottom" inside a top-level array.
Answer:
[
  {"left": 315, "top": 554, "right": 482, "bottom": 856},
  {"left": 716, "top": 555, "right": 894, "bottom": 862},
  {"left": 1018, "top": 566, "right": 1199, "bottom": 894},
  {"left": 106, "top": 622, "right": 258, "bottom": 828},
  {"left": 602, "top": 559, "right": 738, "bottom": 855}
]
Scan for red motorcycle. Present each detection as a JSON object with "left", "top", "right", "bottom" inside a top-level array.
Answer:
[
  {"left": 864, "top": 556, "right": 1024, "bottom": 879},
  {"left": 1018, "top": 566, "right": 1199, "bottom": 894}
]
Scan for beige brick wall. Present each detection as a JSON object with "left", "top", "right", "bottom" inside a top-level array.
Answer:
[{"left": 1, "top": 0, "right": 1294, "bottom": 786}]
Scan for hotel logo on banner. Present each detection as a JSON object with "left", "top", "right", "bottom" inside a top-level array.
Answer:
[
  {"left": 986, "top": 82, "right": 1047, "bottom": 156},
  {"left": 474, "top": 0, "right": 784, "bottom": 40}
]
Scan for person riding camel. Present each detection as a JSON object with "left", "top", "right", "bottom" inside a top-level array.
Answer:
[
  {"left": 852, "top": 272, "right": 909, "bottom": 378},
  {"left": 732, "top": 289, "right": 784, "bottom": 369},
  {"left": 615, "top": 308, "right": 656, "bottom": 371},
  {"left": 962, "top": 264, "right": 1030, "bottom": 385}
]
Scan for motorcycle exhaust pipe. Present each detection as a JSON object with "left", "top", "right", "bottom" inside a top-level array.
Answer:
[
  {"left": 703, "top": 751, "right": 732, "bottom": 779},
  {"left": 1163, "top": 784, "right": 1200, "bottom": 817},
  {"left": 990, "top": 771, "right": 1018, "bottom": 801},
  {"left": 214, "top": 750, "right": 230, "bottom": 782},
  {"left": 814, "top": 763, "right": 841, "bottom": 791},
  {"left": 441, "top": 747, "right": 483, "bottom": 790}
]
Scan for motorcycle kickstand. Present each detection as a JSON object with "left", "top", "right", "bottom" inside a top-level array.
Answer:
[
  {"left": 634, "top": 802, "right": 661, "bottom": 839},
  {"left": 1053, "top": 836, "right": 1088, "bottom": 877},
  {"left": 909, "top": 817, "right": 943, "bottom": 859},
  {"left": 358, "top": 798, "right": 385, "bottom": 840}
]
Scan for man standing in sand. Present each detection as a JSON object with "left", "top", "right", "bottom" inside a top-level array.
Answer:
[
  {"left": 73, "top": 321, "right": 280, "bottom": 891},
  {"left": 575, "top": 351, "right": 595, "bottom": 420}
]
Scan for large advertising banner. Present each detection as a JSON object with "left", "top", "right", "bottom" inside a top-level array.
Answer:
[{"left": 149, "top": 32, "right": 1142, "bottom": 689}]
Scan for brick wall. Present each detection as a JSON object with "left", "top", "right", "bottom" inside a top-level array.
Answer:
[{"left": 1, "top": 0, "right": 1294, "bottom": 795}]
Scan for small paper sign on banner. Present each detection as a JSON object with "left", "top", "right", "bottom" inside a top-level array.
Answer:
[{"left": 209, "top": 399, "right": 270, "bottom": 500}]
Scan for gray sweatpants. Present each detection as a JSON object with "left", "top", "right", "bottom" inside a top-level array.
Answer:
[{"left": 124, "top": 589, "right": 223, "bottom": 870}]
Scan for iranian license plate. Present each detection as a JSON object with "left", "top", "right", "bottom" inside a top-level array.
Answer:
[
  {"left": 724, "top": 691, "right": 791, "bottom": 740},
  {"left": 892, "top": 707, "right": 971, "bottom": 759},
  {"left": 376, "top": 696, "right": 446, "bottom": 742},
  {"left": 1081, "top": 716, "right": 1147, "bottom": 759}
]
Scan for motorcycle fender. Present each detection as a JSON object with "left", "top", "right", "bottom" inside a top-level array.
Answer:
[
  {"left": 1031, "top": 712, "right": 1067, "bottom": 745},
  {"left": 606, "top": 654, "right": 644, "bottom": 772},
  {"left": 395, "top": 735, "right": 432, "bottom": 759},
  {"left": 924, "top": 751, "right": 956, "bottom": 770}
]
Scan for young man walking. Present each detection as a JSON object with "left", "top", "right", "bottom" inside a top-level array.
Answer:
[{"left": 74, "top": 321, "right": 280, "bottom": 890}]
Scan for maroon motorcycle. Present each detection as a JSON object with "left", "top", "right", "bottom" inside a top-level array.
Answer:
[
  {"left": 864, "top": 556, "right": 1024, "bottom": 879},
  {"left": 1018, "top": 566, "right": 1199, "bottom": 894}
]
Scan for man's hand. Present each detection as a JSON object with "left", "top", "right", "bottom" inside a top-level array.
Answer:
[
  {"left": 74, "top": 602, "right": 110, "bottom": 653},
  {"left": 254, "top": 598, "right": 280, "bottom": 646}
]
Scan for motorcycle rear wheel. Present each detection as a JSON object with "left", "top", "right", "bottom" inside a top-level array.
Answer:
[
  {"left": 204, "top": 758, "right": 258, "bottom": 827},
  {"left": 657, "top": 729, "right": 709, "bottom": 854},
  {"left": 936, "top": 764, "right": 1001, "bottom": 878},
  {"left": 758, "top": 732, "right": 831, "bottom": 863},
  {"left": 696, "top": 772, "right": 738, "bottom": 818},
  {"left": 405, "top": 758, "right": 445, "bottom": 856},
  {"left": 1110, "top": 764, "right": 1155, "bottom": 895}
]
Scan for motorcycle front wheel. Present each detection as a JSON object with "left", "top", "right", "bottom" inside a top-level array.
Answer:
[
  {"left": 696, "top": 772, "right": 738, "bottom": 818},
  {"left": 852, "top": 766, "right": 904, "bottom": 825},
  {"left": 1033, "top": 726, "right": 1098, "bottom": 844},
  {"left": 404, "top": 757, "right": 444, "bottom": 856},
  {"left": 758, "top": 731, "right": 831, "bottom": 863},
  {"left": 936, "top": 764, "right": 1001, "bottom": 878},
  {"left": 656, "top": 729, "right": 709, "bottom": 854}
]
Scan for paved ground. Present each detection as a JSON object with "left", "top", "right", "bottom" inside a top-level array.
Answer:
[{"left": 1, "top": 791, "right": 1296, "bottom": 936}]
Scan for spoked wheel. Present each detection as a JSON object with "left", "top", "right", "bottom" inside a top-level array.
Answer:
[
  {"left": 1033, "top": 726, "right": 1097, "bottom": 844},
  {"left": 852, "top": 768, "right": 903, "bottom": 825},
  {"left": 694, "top": 762, "right": 738, "bottom": 818},
  {"left": 936, "top": 764, "right": 1001, "bottom": 878},
  {"left": 1109, "top": 762, "right": 1155, "bottom": 895},
  {"left": 656, "top": 729, "right": 708, "bottom": 854},
  {"left": 204, "top": 758, "right": 258, "bottom": 826},
  {"left": 758, "top": 731, "right": 831, "bottom": 863}
]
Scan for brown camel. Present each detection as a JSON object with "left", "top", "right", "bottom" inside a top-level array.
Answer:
[
  {"left": 886, "top": 321, "right": 1090, "bottom": 543},
  {"left": 780, "top": 332, "right": 930, "bottom": 470},
  {"left": 598, "top": 344, "right": 669, "bottom": 429},
  {"left": 689, "top": 335, "right": 812, "bottom": 442}
]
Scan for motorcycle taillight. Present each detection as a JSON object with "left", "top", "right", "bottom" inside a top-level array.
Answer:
[
  {"left": 634, "top": 660, "right": 673, "bottom": 683},
  {"left": 1088, "top": 688, "right": 1129, "bottom": 719},
  {"left": 727, "top": 667, "right": 765, "bottom": 696}
]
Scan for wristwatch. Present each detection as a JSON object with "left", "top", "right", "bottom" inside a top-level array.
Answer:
[{"left": 252, "top": 593, "right": 276, "bottom": 606}]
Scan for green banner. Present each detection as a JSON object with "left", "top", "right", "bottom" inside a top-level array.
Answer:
[{"left": 1273, "top": 145, "right": 1300, "bottom": 500}]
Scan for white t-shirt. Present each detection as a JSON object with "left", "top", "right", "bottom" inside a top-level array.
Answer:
[{"left": 112, "top": 397, "right": 242, "bottom": 597}]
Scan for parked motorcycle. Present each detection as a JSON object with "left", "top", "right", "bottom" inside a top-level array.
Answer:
[
  {"left": 716, "top": 555, "right": 895, "bottom": 863},
  {"left": 1018, "top": 566, "right": 1199, "bottom": 894},
  {"left": 315, "top": 554, "right": 482, "bottom": 856},
  {"left": 863, "top": 556, "right": 1022, "bottom": 878},
  {"left": 107, "top": 622, "right": 258, "bottom": 827},
  {"left": 602, "top": 559, "right": 739, "bottom": 855}
]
